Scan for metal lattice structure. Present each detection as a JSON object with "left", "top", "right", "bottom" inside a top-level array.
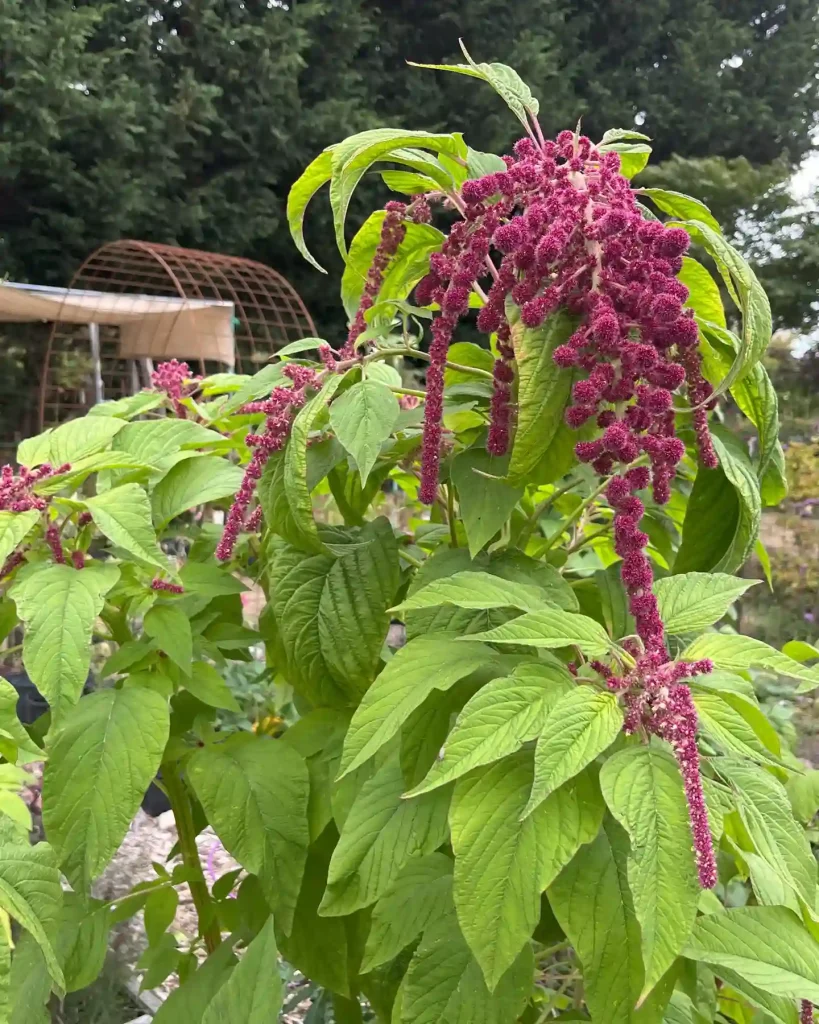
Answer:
[{"left": 39, "top": 239, "right": 315, "bottom": 428}]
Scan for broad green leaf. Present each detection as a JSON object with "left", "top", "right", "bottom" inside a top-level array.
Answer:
[
  {"left": 600, "top": 745, "right": 700, "bottom": 997},
  {"left": 0, "top": 511, "right": 38, "bottom": 568},
  {"left": 58, "top": 894, "right": 109, "bottom": 994},
  {"left": 361, "top": 853, "right": 453, "bottom": 974},
  {"left": 143, "top": 604, "right": 192, "bottom": 674},
  {"left": 678, "top": 257, "right": 726, "bottom": 327},
  {"left": 341, "top": 212, "right": 444, "bottom": 321},
  {"left": 85, "top": 483, "right": 169, "bottom": 571},
  {"left": 601, "top": 141, "right": 652, "bottom": 179},
  {"left": 87, "top": 391, "right": 164, "bottom": 419},
  {"left": 673, "top": 219, "right": 772, "bottom": 385},
  {"left": 42, "top": 687, "right": 169, "bottom": 888},
  {"left": 524, "top": 687, "right": 623, "bottom": 817},
  {"left": 464, "top": 607, "right": 612, "bottom": 656},
  {"left": 715, "top": 759, "right": 817, "bottom": 911},
  {"left": 381, "top": 169, "right": 439, "bottom": 194},
  {"left": 407, "top": 662, "right": 573, "bottom": 796},
  {"left": 262, "top": 541, "right": 349, "bottom": 709},
  {"left": 114, "top": 419, "right": 224, "bottom": 463},
  {"left": 10, "top": 562, "right": 120, "bottom": 721},
  {"left": 641, "top": 189, "right": 721, "bottom": 233},
  {"left": 549, "top": 819, "right": 675, "bottom": 1023},
  {"left": 329, "top": 129, "right": 465, "bottom": 255},
  {"left": 451, "top": 749, "right": 603, "bottom": 989},
  {"left": 394, "top": 570, "right": 555, "bottom": 616},
  {"left": 18, "top": 416, "right": 125, "bottom": 468},
  {"left": 318, "top": 517, "right": 400, "bottom": 698},
  {"left": 507, "top": 309, "right": 576, "bottom": 484},
  {"left": 329, "top": 380, "right": 400, "bottom": 485},
  {"left": 258, "top": 439, "right": 345, "bottom": 548},
  {"left": 452, "top": 448, "right": 524, "bottom": 558},
  {"left": 654, "top": 572, "right": 759, "bottom": 634},
  {"left": 0, "top": 842, "right": 64, "bottom": 993},
  {"left": 683, "top": 905, "right": 819, "bottom": 1002},
  {"left": 675, "top": 428, "right": 761, "bottom": 574},
  {"left": 338, "top": 635, "right": 496, "bottom": 778},
  {"left": 152, "top": 940, "right": 237, "bottom": 1024},
  {"left": 8, "top": 931, "right": 51, "bottom": 1024},
  {"left": 285, "top": 373, "right": 345, "bottom": 552},
  {"left": 410, "top": 42, "right": 539, "bottom": 130},
  {"left": 693, "top": 693, "right": 783, "bottom": 767},
  {"left": 601, "top": 128, "right": 652, "bottom": 145},
  {"left": 184, "top": 662, "right": 241, "bottom": 711},
  {"left": 276, "top": 829, "right": 351, "bottom": 996},
  {"left": 201, "top": 916, "right": 282, "bottom": 1024},
  {"left": 401, "top": 909, "right": 533, "bottom": 1024},
  {"left": 682, "top": 633, "right": 819, "bottom": 689},
  {"left": 179, "top": 561, "right": 247, "bottom": 597},
  {"left": 287, "top": 148, "right": 334, "bottom": 272},
  {"left": 787, "top": 770, "right": 819, "bottom": 824},
  {"left": 187, "top": 735, "right": 309, "bottom": 934},
  {"left": 320, "top": 755, "right": 450, "bottom": 917},
  {"left": 151, "top": 457, "right": 244, "bottom": 526},
  {"left": 281, "top": 709, "right": 350, "bottom": 842}
]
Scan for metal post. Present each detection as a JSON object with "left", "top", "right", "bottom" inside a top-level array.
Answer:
[{"left": 88, "top": 322, "right": 104, "bottom": 405}]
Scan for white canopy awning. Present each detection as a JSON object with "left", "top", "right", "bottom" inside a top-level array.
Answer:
[{"left": 0, "top": 282, "right": 235, "bottom": 364}]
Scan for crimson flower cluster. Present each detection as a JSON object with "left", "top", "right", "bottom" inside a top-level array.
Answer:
[
  {"left": 1, "top": 462, "right": 71, "bottom": 573},
  {"left": 151, "top": 578, "right": 184, "bottom": 594},
  {"left": 151, "top": 359, "right": 201, "bottom": 418},
  {"left": 215, "top": 363, "right": 320, "bottom": 560},
  {"left": 802, "top": 1001, "right": 814, "bottom": 1024}
]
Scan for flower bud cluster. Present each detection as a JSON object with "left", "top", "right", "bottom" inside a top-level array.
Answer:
[{"left": 151, "top": 359, "right": 201, "bottom": 418}]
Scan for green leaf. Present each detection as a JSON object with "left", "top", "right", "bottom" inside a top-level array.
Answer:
[
  {"left": 787, "top": 770, "right": 819, "bottom": 824},
  {"left": 85, "top": 483, "right": 169, "bottom": 571},
  {"left": 400, "top": 909, "right": 534, "bottom": 1024},
  {"left": 693, "top": 693, "right": 783, "bottom": 767},
  {"left": 600, "top": 128, "right": 652, "bottom": 145},
  {"left": 285, "top": 374, "right": 345, "bottom": 552},
  {"left": 406, "top": 662, "right": 573, "bottom": 796},
  {"left": 640, "top": 189, "right": 721, "bottom": 234},
  {"left": 143, "top": 604, "right": 192, "bottom": 675},
  {"left": 678, "top": 257, "right": 726, "bottom": 327},
  {"left": 287, "top": 148, "right": 334, "bottom": 272},
  {"left": 329, "top": 380, "right": 400, "bottom": 485},
  {"left": 675, "top": 428, "right": 761, "bottom": 574},
  {"left": 683, "top": 905, "right": 819, "bottom": 1002},
  {"left": 144, "top": 887, "right": 179, "bottom": 946},
  {"left": 276, "top": 829, "right": 350, "bottom": 996},
  {"left": 451, "top": 449, "right": 524, "bottom": 558},
  {"left": 464, "top": 607, "right": 612, "bottom": 656},
  {"left": 320, "top": 755, "right": 450, "bottom": 917},
  {"left": 329, "top": 129, "right": 465, "bottom": 256},
  {"left": 507, "top": 309, "right": 576, "bottom": 485},
  {"left": 318, "top": 518, "right": 401, "bottom": 698},
  {"left": 451, "top": 749, "right": 602, "bottom": 989},
  {"left": 381, "top": 170, "right": 439, "bottom": 194},
  {"left": 184, "top": 662, "right": 241, "bottom": 711},
  {"left": 151, "top": 457, "right": 244, "bottom": 527},
  {"left": 0, "top": 511, "right": 38, "bottom": 568},
  {"left": 201, "top": 916, "right": 282, "bottom": 1024},
  {"left": 341, "top": 212, "right": 444, "bottom": 322},
  {"left": 673, "top": 219, "right": 772, "bottom": 385},
  {"left": 58, "top": 895, "right": 112, "bottom": 994},
  {"left": 600, "top": 142, "right": 652, "bottom": 179},
  {"left": 338, "top": 635, "right": 497, "bottom": 778},
  {"left": 549, "top": 819, "right": 675, "bottom": 1023},
  {"left": 524, "top": 687, "right": 623, "bottom": 817},
  {"left": 153, "top": 940, "right": 237, "bottom": 1024},
  {"left": 715, "top": 759, "right": 817, "bottom": 911},
  {"left": 87, "top": 391, "right": 165, "bottom": 419},
  {"left": 361, "top": 853, "right": 453, "bottom": 974},
  {"left": 10, "top": 562, "right": 120, "bottom": 722},
  {"left": 18, "top": 416, "right": 125, "bottom": 468},
  {"left": 654, "top": 572, "right": 759, "bottom": 634},
  {"left": 682, "top": 633, "right": 819, "bottom": 689},
  {"left": 179, "top": 561, "right": 248, "bottom": 598},
  {"left": 600, "top": 746, "right": 700, "bottom": 997},
  {"left": 114, "top": 419, "right": 225, "bottom": 463},
  {"left": 394, "top": 570, "right": 555, "bottom": 616},
  {"left": 410, "top": 42, "right": 539, "bottom": 130},
  {"left": 187, "top": 736, "right": 309, "bottom": 934},
  {"left": 0, "top": 842, "right": 64, "bottom": 993},
  {"left": 42, "top": 687, "right": 169, "bottom": 888}
]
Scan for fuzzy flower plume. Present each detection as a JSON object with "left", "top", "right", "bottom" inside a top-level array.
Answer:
[
  {"left": 151, "top": 578, "right": 184, "bottom": 594},
  {"left": 216, "top": 363, "right": 319, "bottom": 560},
  {"left": 151, "top": 359, "right": 201, "bottom": 418},
  {"left": 802, "top": 1003, "right": 814, "bottom": 1024}
]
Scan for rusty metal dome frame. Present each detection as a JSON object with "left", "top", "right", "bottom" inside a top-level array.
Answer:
[{"left": 39, "top": 239, "right": 315, "bottom": 429}]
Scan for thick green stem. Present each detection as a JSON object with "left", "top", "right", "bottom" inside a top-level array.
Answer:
[
  {"left": 162, "top": 760, "right": 221, "bottom": 954},
  {"left": 446, "top": 484, "right": 458, "bottom": 548}
]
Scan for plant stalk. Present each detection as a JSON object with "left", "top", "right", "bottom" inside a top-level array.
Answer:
[{"left": 162, "top": 760, "right": 221, "bottom": 954}]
